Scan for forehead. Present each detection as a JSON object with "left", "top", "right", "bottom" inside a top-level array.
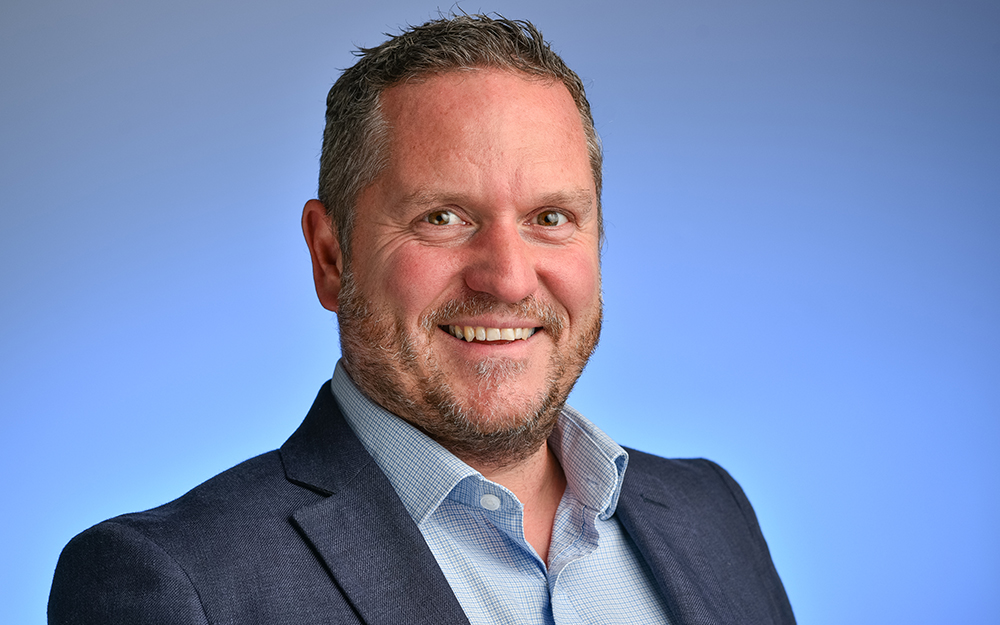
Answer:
[
  {"left": 374, "top": 69, "right": 595, "bottom": 204},
  {"left": 380, "top": 68, "right": 579, "bottom": 127}
]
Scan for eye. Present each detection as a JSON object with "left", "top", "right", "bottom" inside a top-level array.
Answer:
[
  {"left": 534, "top": 210, "right": 568, "bottom": 227},
  {"left": 425, "top": 210, "right": 463, "bottom": 226}
]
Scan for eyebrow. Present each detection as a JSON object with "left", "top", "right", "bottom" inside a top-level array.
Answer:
[{"left": 538, "top": 189, "right": 596, "bottom": 212}]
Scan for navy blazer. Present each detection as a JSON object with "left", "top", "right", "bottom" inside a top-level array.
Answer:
[{"left": 49, "top": 383, "right": 796, "bottom": 624}]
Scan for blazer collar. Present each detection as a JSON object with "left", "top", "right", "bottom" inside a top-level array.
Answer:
[{"left": 279, "top": 383, "right": 471, "bottom": 625}]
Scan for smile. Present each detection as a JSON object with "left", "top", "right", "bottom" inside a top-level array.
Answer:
[{"left": 443, "top": 325, "right": 538, "bottom": 342}]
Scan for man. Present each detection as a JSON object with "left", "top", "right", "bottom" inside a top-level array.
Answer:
[{"left": 49, "top": 15, "right": 795, "bottom": 625}]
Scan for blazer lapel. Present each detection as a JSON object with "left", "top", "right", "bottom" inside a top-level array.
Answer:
[
  {"left": 280, "top": 384, "right": 471, "bottom": 625},
  {"left": 615, "top": 459, "right": 735, "bottom": 625}
]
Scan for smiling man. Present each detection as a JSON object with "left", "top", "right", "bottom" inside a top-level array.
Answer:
[
  {"left": 302, "top": 65, "right": 604, "bottom": 568},
  {"left": 50, "top": 15, "right": 795, "bottom": 625}
]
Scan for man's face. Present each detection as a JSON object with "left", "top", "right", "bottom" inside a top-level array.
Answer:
[{"left": 317, "top": 69, "right": 602, "bottom": 466}]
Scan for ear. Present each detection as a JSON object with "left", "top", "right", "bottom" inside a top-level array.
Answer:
[{"left": 302, "top": 199, "right": 344, "bottom": 312}]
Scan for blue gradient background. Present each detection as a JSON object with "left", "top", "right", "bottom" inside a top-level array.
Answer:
[{"left": 2, "top": 1, "right": 998, "bottom": 623}]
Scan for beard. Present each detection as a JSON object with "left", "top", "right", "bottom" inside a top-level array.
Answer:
[{"left": 336, "top": 268, "right": 602, "bottom": 469}]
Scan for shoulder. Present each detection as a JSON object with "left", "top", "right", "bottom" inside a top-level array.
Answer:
[
  {"left": 49, "top": 451, "right": 332, "bottom": 624},
  {"left": 48, "top": 384, "right": 382, "bottom": 623},
  {"left": 49, "top": 516, "right": 211, "bottom": 624},
  {"left": 59, "top": 448, "right": 328, "bottom": 565},
  {"left": 616, "top": 450, "right": 797, "bottom": 624},
  {"left": 104, "top": 450, "right": 313, "bottom": 540}
]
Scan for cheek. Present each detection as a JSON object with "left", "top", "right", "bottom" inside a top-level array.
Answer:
[
  {"left": 543, "top": 250, "right": 602, "bottom": 318},
  {"left": 379, "top": 247, "right": 462, "bottom": 322}
]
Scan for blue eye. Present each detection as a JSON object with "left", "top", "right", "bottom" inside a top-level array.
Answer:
[
  {"left": 426, "top": 210, "right": 462, "bottom": 225},
  {"left": 535, "top": 211, "right": 568, "bottom": 226}
]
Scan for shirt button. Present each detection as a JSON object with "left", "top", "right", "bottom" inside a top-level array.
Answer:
[{"left": 480, "top": 494, "right": 501, "bottom": 511}]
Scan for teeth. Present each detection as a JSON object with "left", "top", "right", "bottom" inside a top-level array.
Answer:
[{"left": 446, "top": 325, "right": 537, "bottom": 343}]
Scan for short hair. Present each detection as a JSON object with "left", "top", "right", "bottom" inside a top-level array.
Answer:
[{"left": 318, "top": 14, "right": 603, "bottom": 263}]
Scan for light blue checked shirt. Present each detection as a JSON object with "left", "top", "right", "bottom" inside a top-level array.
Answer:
[{"left": 331, "top": 362, "right": 672, "bottom": 625}]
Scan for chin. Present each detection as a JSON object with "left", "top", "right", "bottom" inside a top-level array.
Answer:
[{"left": 451, "top": 395, "right": 547, "bottom": 432}]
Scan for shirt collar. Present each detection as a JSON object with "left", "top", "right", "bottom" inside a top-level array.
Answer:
[
  {"left": 548, "top": 403, "right": 629, "bottom": 521},
  {"left": 330, "top": 360, "right": 629, "bottom": 525}
]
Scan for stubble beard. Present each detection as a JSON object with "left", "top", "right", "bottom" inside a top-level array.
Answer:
[{"left": 336, "top": 269, "right": 602, "bottom": 469}]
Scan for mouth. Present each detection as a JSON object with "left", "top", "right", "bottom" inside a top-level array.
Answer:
[{"left": 440, "top": 324, "right": 539, "bottom": 343}]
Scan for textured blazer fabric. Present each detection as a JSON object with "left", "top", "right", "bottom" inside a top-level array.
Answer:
[{"left": 49, "top": 383, "right": 796, "bottom": 625}]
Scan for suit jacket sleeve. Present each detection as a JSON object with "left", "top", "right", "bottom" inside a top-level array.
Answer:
[{"left": 49, "top": 520, "right": 210, "bottom": 625}]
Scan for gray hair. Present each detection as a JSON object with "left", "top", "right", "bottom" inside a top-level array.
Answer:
[{"left": 318, "top": 14, "right": 603, "bottom": 264}]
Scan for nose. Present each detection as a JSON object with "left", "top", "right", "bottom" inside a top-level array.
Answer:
[{"left": 463, "top": 221, "right": 538, "bottom": 303}]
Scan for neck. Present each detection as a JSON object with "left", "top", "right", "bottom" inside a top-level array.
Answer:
[{"left": 465, "top": 442, "right": 566, "bottom": 566}]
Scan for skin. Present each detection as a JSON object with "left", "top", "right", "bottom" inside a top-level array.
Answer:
[{"left": 302, "top": 69, "right": 602, "bottom": 563}]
